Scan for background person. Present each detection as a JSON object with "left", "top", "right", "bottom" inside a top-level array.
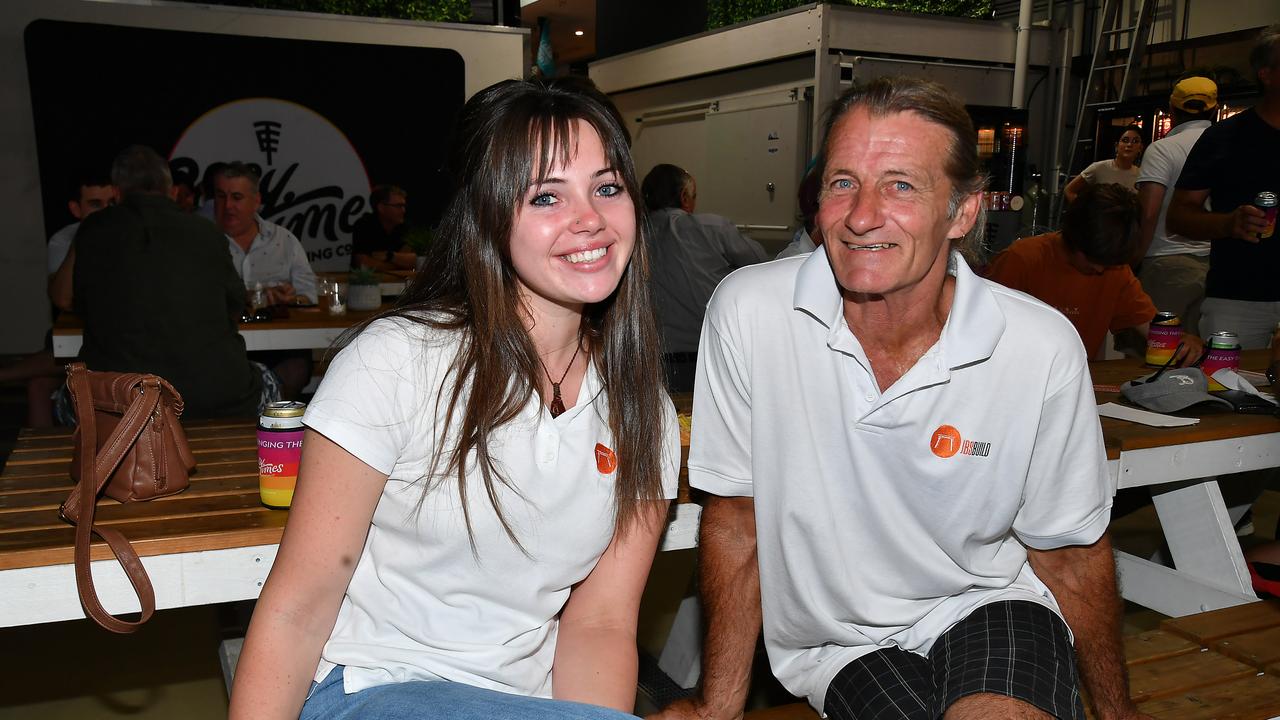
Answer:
[
  {"left": 1134, "top": 75, "right": 1218, "bottom": 335},
  {"left": 1168, "top": 24, "right": 1280, "bottom": 349},
  {"left": 214, "top": 161, "right": 317, "bottom": 399},
  {"left": 350, "top": 184, "right": 416, "bottom": 270},
  {"left": 1064, "top": 123, "right": 1144, "bottom": 204},
  {"left": 229, "top": 78, "right": 679, "bottom": 720},
  {"left": 72, "top": 145, "right": 272, "bottom": 419},
  {"left": 214, "top": 161, "right": 318, "bottom": 306},
  {"left": 986, "top": 182, "right": 1202, "bottom": 364},
  {"left": 642, "top": 163, "right": 768, "bottom": 391}
]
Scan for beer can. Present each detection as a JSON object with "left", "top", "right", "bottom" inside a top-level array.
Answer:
[
  {"left": 258, "top": 400, "right": 306, "bottom": 508},
  {"left": 1144, "top": 311, "right": 1182, "bottom": 366},
  {"left": 1254, "top": 191, "right": 1277, "bottom": 240},
  {"left": 1202, "top": 331, "right": 1241, "bottom": 391}
]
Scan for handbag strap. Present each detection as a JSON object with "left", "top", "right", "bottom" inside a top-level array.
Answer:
[{"left": 64, "top": 363, "right": 162, "bottom": 633}]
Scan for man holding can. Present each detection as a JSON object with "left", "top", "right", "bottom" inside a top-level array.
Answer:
[
  {"left": 1168, "top": 24, "right": 1280, "bottom": 349},
  {"left": 652, "top": 77, "right": 1147, "bottom": 720}
]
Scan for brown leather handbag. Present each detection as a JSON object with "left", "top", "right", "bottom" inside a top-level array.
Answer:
[{"left": 58, "top": 362, "right": 197, "bottom": 633}]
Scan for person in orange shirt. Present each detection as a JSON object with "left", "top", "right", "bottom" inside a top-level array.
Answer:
[{"left": 986, "top": 183, "right": 1202, "bottom": 363}]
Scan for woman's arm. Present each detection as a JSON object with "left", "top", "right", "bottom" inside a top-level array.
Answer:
[
  {"left": 553, "top": 499, "right": 670, "bottom": 712},
  {"left": 1063, "top": 174, "right": 1087, "bottom": 205},
  {"left": 228, "top": 430, "right": 387, "bottom": 719}
]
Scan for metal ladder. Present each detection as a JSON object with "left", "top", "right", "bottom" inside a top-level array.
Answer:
[{"left": 1061, "top": 0, "right": 1161, "bottom": 198}]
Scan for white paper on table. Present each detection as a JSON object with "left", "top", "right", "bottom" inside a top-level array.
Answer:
[
  {"left": 1097, "top": 402, "right": 1201, "bottom": 427},
  {"left": 1211, "top": 368, "right": 1278, "bottom": 405}
]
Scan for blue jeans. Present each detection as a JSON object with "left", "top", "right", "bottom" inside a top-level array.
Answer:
[{"left": 300, "top": 666, "right": 639, "bottom": 720}]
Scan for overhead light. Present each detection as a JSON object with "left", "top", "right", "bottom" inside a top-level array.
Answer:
[{"left": 574, "top": 30, "right": 584, "bottom": 36}]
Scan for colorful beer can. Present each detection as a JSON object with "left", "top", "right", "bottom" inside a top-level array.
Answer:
[
  {"left": 258, "top": 401, "right": 306, "bottom": 508},
  {"left": 1255, "top": 192, "right": 1277, "bottom": 240},
  {"left": 1145, "top": 311, "right": 1182, "bottom": 366},
  {"left": 1202, "top": 331, "right": 1241, "bottom": 391}
]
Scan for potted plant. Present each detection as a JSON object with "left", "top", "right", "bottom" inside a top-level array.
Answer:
[
  {"left": 347, "top": 266, "right": 382, "bottom": 311},
  {"left": 403, "top": 225, "right": 436, "bottom": 271}
]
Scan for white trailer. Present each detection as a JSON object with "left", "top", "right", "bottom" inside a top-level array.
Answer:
[
  {"left": 1, "top": 0, "right": 527, "bottom": 354},
  {"left": 591, "top": 3, "right": 1055, "bottom": 251}
]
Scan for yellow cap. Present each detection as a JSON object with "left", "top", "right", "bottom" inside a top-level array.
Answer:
[{"left": 1171, "top": 77, "right": 1218, "bottom": 112}]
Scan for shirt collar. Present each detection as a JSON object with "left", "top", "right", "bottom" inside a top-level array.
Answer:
[
  {"left": 791, "top": 245, "right": 1004, "bottom": 370},
  {"left": 1165, "top": 119, "right": 1211, "bottom": 137}
]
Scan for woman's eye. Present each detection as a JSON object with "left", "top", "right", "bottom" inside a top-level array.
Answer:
[
  {"left": 597, "top": 183, "right": 624, "bottom": 197},
  {"left": 530, "top": 192, "right": 557, "bottom": 207}
]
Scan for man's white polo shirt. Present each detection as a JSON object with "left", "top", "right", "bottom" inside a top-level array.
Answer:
[{"left": 689, "top": 248, "right": 1113, "bottom": 713}]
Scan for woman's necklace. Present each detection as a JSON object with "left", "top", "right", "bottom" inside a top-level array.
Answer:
[{"left": 537, "top": 342, "right": 582, "bottom": 418}]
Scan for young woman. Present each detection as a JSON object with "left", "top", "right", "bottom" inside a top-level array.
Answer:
[
  {"left": 228, "top": 78, "right": 679, "bottom": 720},
  {"left": 1064, "top": 123, "right": 1144, "bottom": 204}
]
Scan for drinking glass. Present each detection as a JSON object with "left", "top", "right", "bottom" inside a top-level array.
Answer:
[{"left": 319, "top": 278, "right": 347, "bottom": 316}]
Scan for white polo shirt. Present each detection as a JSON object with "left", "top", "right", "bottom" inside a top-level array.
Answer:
[
  {"left": 304, "top": 316, "right": 681, "bottom": 697},
  {"left": 689, "top": 249, "right": 1113, "bottom": 714}
]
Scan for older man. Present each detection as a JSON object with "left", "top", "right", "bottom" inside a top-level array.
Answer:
[
  {"left": 214, "top": 161, "right": 317, "bottom": 306},
  {"left": 654, "top": 78, "right": 1145, "bottom": 720}
]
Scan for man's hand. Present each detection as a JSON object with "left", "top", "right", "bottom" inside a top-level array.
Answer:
[
  {"left": 1173, "top": 334, "right": 1205, "bottom": 368},
  {"left": 1228, "top": 204, "right": 1268, "bottom": 242},
  {"left": 648, "top": 696, "right": 739, "bottom": 720},
  {"left": 266, "top": 282, "right": 297, "bottom": 305}
]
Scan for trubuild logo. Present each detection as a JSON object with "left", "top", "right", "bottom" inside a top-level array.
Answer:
[
  {"left": 170, "top": 98, "right": 371, "bottom": 272},
  {"left": 929, "top": 424, "right": 992, "bottom": 459}
]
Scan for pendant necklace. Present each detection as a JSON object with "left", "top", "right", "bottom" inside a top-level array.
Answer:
[{"left": 538, "top": 342, "right": 582, "bottom": 418}]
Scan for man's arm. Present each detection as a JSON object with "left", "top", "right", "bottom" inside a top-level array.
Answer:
[
  {"left": 1167, "top": 189, "right": 1267, "bottom": 243},
  {"left": 649, "top": 495, "right": 760, "bottom": 720},
  {"left": 1026, "top": 535, "right": 1151, "bottom": 720},
  {"left": 1134, "top": 181, "right": 1166, "bottom": 263},
  {"left": 49, "top": 245, "right": 76, "bottom": 312}
]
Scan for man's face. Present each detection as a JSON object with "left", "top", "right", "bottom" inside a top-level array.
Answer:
[
  {"left": 69, "top": 184, "right": 116, "bottom": 221},
  {"left": 816, "top": 108, "right": 979, "bottom": 300},
  {"left": 214, "top": 175, "right": 262, "bottom": 237},
  {"left": 375, "top": 192, "right": 407, "bottom": 229}
]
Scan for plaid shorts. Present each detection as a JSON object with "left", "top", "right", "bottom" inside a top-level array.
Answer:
[{"left": 823, "top": 600, "right": 1084, "bottom": 720}]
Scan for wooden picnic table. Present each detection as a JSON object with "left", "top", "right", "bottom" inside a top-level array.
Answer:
[
  {"left": 0, "top": 408, "right": 698, "bottom": 627},
  {"left": 1088, "top": 350, "right": 1280, "bottom": 617}
]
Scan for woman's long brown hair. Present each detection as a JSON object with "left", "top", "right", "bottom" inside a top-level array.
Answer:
[{"left": 350, "top": 78, "right": 667, "bottom": 550}]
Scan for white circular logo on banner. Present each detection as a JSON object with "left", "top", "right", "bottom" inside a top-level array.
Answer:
[{"left": 170, "top": 98, "right": 370, "bottom": 272}]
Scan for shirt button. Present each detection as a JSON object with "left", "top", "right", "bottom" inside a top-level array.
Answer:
[{"left": 865, "top": 394, "right": 874, "bottom": 402}]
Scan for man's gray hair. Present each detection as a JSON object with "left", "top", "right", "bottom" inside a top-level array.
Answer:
[
  {"left": 215, "top": 161, "right": 263, "bottom": 193},
  {"left": 111, "top": 145, "right": 172, "bottom": 196}
]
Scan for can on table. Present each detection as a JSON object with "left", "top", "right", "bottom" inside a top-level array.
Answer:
[
  {"left": 1255, "top": 191, "right": 1277, "bottom": 240},
  {"left": 1145, "top": 311, "right": 1182, "bottom": 366},
  {"left": 1201, "top": 331, "right": 1241, "bottom": 391},
  {"left": 258, "top": 401, "right": 306, "bottom": 508}
]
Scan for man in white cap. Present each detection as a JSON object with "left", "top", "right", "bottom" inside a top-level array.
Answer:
[{"left": 1134, "top": 75, "right": 1218, "bottom": 333}]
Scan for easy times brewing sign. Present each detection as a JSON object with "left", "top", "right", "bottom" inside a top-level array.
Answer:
[{"left": 170, "top": 98, "right": 371, "bottom": 271}]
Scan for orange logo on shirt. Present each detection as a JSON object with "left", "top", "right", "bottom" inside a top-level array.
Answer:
[
  {"left": 930, "top": 425, "right": 962, "bottom": 458},
  {"left": 595, "top": 443, "right": 618, "bottom": 474},
  {"left": 929, "top": 424, "right": 993, "bottom": 459}
]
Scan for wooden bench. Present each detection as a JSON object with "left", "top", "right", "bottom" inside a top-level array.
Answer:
[{"left": 740, "top": 601, "right": 1280, "bottom": 720}]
